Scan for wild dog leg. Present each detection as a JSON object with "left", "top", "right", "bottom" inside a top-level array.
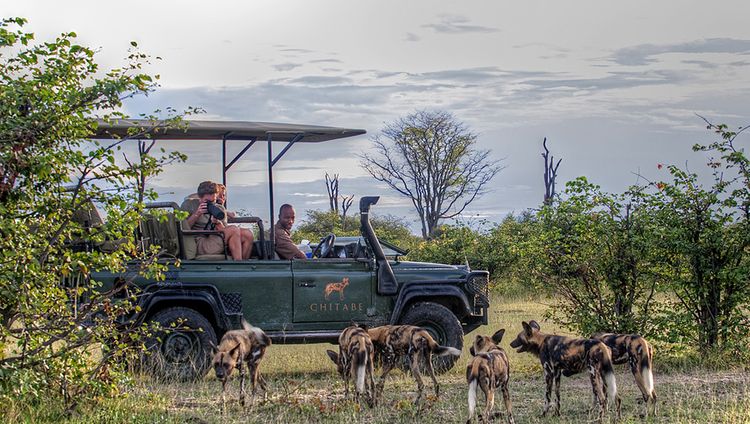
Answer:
[
  {"left": 501, "top": 381, "right": 515, "bottom": 424},
  {"left": 221, "top": 378, "right": 228, "bottom": 406},
  {"left": 249, "top": 363, "right": 261, "bottom": 404},
  {"left": 481, "top": 377, "right": 494, "bottom": 424},
  {"left": 552, "top": 368, "right": 562, "bottom": 416},
  {"left": 376, "top": 344, "right": 397, "bottom": 399},
  {"left": 588, "top": 366, "right": 605, "bottom": 423},
  {"left": 542, "top": 363, "right": 554, "bottom": 417},
  {"left": 339, "top": 346, "right": 351, "bottom": 399},
  {"left": 238, "top": 358, "right": 246, "bottom": 406},
  {"left": 408, "top": 350, "right": 426, "bottom": 403},
  {"left": 367, "top": 350, "right": 377, "bottom": 406},
  {"left": 424, "top": 350, "right": 441, "bottom": 398}
]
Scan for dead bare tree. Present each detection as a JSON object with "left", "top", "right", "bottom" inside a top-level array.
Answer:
[
  {"left": 361, "top": 110, "right": 504, "bottom": 239},
  {"left": 325, "top": 173, "right": 339, "bottom": 213},
  {"left": 341, "top": 194, "right": 354, "bottom": 231},
  {"left": 542, "top": 137, "right": 562, "bottom": 206}
]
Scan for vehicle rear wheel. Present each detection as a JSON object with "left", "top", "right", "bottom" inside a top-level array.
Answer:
[
  {"left": 399, "top": 301, "right": 463, "bottom": 373},
  {"left": 142, "top": 307, "right": 217, "bottom": 382}
]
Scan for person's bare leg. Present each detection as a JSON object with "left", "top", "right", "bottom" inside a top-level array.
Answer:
[
  {"left": 223, "top": 226, "right": 242, "bottom": 260},
  {"left": 240, "top": 228, "right": 254, "bottom": 259}
]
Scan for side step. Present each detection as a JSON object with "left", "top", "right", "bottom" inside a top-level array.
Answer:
[{"left": 265, "top": 330, "right": 340, "bottom": 344}]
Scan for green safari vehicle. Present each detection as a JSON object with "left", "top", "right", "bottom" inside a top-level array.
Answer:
[{"left": 89, "top": 119, "right": 490, "bottom": 380}]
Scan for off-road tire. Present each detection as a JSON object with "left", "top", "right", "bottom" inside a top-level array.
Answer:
[
  {"left": 399, "top": 301, "right": 463, "bottom": 373},
  {"left": 142, "top": 307, "right": 217, "bottom": 382}
]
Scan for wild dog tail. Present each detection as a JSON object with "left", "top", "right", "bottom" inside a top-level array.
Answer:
[
  {"left": 640, "top": 341, "right": 655, "bottom": 396},
  {"left": 422, "top": 332, "right": 461, "bottom": 357},
  {"left": 466, "top": 360, "right": 481, "bottom": 420},
  {"left": 600, "top": 349, "right": 618, "bottom": 406},
  {"left": 352, "top": 341, "right": 368, "bottom": 393},
  {"left": 242, "top": 318, "right": 271, "bottom": 346},
  {"left": 467, "top": 379, "right": 478, "bottom": 419}
]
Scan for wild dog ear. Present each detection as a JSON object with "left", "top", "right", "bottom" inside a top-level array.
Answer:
[
  {"left": 326, "top": 350, "right": 339, "bottom": 364},
  {"left": 469, "top": 346, "right": 476, "bottom": 356},
  {"left": 522, "top": 321, "right": 534, "bottom": 336},
  {"left": 491, "top": 329, "right": 506, "bottom": 344},
  {"left": 528, "top": 320, "right": 541, "bottom": 330},
  {"left": 229, "top": 343, "right": 242, "bottom": 358}
]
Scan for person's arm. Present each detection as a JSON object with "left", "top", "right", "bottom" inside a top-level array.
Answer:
[
  {"left": 185, "top": 201, "right": 207, "bottom": 228},
  {"left": 275, "top": 229, "right": 306, "bottom": 259}
]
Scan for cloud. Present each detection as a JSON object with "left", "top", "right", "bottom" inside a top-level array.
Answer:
[
  {"left": 682, "top": 60, "right": 720, "bottom": 69},
  {"left": 404, "top": 32, "right": 420, "bottom": 42},
  {"left": 309, "top": 58, "right": 343, "bottom": 64},
  {"left": 274, "top": 46, "right": 315, "bottom": 54},
  {"left": 612, "top": 38, "right": 750, "bottom": 66},
  {"left": 273, "top": 62, "right": 303, "bottom": 72},
  {"left": 422, "top": 15, "right": 499, "bottom": 34},
  {"left": 520, "top": 70, "right": 687, "bottom": 92}
]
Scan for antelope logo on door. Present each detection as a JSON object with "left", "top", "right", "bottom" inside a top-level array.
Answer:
[{"left": 324, "top": 277, "right": 350, "bottom": 300}]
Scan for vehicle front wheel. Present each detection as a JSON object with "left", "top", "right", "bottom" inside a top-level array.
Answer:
[
  {"left": 399, "top": 301, "right": 463, "bottom": 373},
  {"left": 142, "top": 307, "right": 217, "bottom": 382}
]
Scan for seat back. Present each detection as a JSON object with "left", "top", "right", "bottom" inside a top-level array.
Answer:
[
  {"left": 139, "top": 211, "right": 181, "bottom": 258},
  {"left": 71, "top": 199, "right": 105, "bottom": 229}
]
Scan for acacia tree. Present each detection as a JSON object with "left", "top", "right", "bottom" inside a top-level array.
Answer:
[
  {"left": 361, "top": 110, "right": 503, "bottom": 239},
  {"left": 0, "top": 18, "right": 188, "bottom": 410}
]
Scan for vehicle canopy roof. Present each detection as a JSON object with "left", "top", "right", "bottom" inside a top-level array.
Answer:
[
  {"left": 92, "top": 118, "right": 366, "bottom": 237},
  {"left": 94, "top": 119, "right": 365, "bottom": 142}
]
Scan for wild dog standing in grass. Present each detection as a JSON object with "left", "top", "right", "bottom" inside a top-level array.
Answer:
[
  {"left": 326, "top": 325, "right": 376, "bottom": 405},
  {"left": 212, "top": 319, "right": 271, "bottom": 406},
  {"left": 466, "top": 329, "right": 515, "bottom": 424},
  {"left": 368, "top": 325, "right": 461, "bottom": 403},
  {"left": 509, "top": 321, "right": 621, "bottom": 422},
  {"left": 591, "top": 332, "right": 656, "bottom": 417}
]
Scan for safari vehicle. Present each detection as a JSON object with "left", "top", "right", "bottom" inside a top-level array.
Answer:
[{"left": 89, "top": 120, "right": 490, "bottom": 380}]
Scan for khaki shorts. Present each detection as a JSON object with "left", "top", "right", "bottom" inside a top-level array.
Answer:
[{"left": 196, "top": 235, "right": 225, "bottom": 256}]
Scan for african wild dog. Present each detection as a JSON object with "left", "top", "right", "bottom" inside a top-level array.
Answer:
[
  {"left": 212, "top": 319, "right": 271, "bottom": 406},
  {"left": 326, "top": 325, "right": 376, "bottom": 405},
  {"left": 368, "top": 325, "right": 461, "bottom": 403},
  {"left": 509, "top": 321, "right": 621, "bottom": 422},
  {"left": 591, "top": 332, "right": 656, "bottom": 417},
  {"left": 466, "top": 329, "right": 515, "bottom": 424}
]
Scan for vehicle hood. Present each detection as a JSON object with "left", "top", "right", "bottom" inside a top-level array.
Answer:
[{"left": 390, "top": 260, "right": 470, "bottom": 281}]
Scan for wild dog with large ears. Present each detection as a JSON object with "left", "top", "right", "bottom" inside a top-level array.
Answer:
[
  {"left": 368, "top": 325, "right": 461, "bottom": 404},
  {"left": 212, "top": 319, "right": 271, "bottom": 406},
  {"left": 466, "top": 328, "right": 515, "bottom": 424},
  {"left": 327, "top": 325, "right": 376, "bottom": 405},
  {"left": 510, "top": 321, "right": 621, "bottom": 422},
  {"left": 591, "top": 332, "right": 657, "bottom": 417}
]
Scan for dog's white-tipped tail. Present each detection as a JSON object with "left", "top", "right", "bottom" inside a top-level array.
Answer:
[
  {"left": 605, "top": 371, "right": 617, "bottom": 405},
  {"left": 468, "top": 379, "right": 478, "bottom": 420},
  {"left": 356, "top": 363, "right": 366, "bottom": 393},
  {"left": 644, "top": 364, "right": 654, "bottom": 395},
  {"left": 436, "top": 346, "right": 462, "bottom": 357}
]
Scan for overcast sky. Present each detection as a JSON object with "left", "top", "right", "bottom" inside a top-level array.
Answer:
[{"left": 5, "top": 1, "right": 750, "bottom": 232}]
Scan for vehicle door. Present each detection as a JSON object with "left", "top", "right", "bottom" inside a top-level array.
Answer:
[
  {"left": 292, "top": 258, "right": 373, "bottom": 323},
  {"left": 176, "top": 260, "right": 294, "bottom": 331}
]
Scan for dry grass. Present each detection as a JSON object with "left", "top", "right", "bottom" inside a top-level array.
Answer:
[{"left": 14, "top": 294, "right": 750, "bottom": 423}]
